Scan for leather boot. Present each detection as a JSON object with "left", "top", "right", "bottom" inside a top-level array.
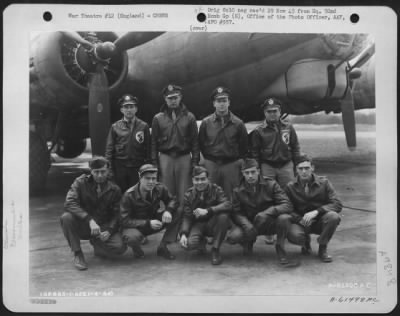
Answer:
[
  {"left": 211, "top": 247, "right": 223, "bottom": 265},
  {"left": 242, "top": 242, "right": 254, "bottom": 256},
  {"left": 301, "top": 234, "right": 312, "bottom": 255},
  {"left": 275, "top": 244, "right": 289, "bottom": 265},
  {"left": 318, "top": 245, "right": 332, "bottom": 262},
  {"left": 157, "top": 244, "right": 176, "bottom": 260},
  {"left": 74, "top": 251, "right": 88, "bottom": 270}
]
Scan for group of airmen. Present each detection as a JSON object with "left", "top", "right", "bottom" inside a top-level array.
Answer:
[{"left": 60, "top": 84, "right": 343, "bottom": 270}]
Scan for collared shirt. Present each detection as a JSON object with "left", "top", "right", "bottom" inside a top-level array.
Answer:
[
  {"left": 151, "top": 103, "right": 200, "bottom": 165},
  {"left": 250, "top": 119, "right": 300, "bottom": 164},
  {"left": 180, "top": 183, "right": 232, "bottom": 236},
  {"left": 285, "top": 174, "right": 343, "bottom": 219},
  {"left": 105, "top": 116, "right": 151, "bottom": 166},
  {"left": 120, "top": 182, "right": 178, "bottom": 229},
  {"left": 199, "top": 111, "right": 248, "bottom": 160},
  {"left": 232, "top": 177, "right": 292, "bottom": 221},
  {"left": 64, "top": 174, "right": 122, "bottom": 233}
]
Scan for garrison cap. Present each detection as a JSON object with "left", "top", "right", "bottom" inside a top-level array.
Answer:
[
  {"left": 241, "top": 158, "right": 259, "bottom": 171},
  {"left": 89, "top": 156, "right": 110, "bottom": 169},
  {"left": 192, "top": 166, "right": 209, "bottom": 177},
  {"left": 261, "top": 97, "right": 282, "bottom": 110},
  {"left": 211, "top": 86, "right": 231, "bottom": 100},
  {"left": 294, "top": 153, "right": 313, "bottom": 166},
  {"left": 163, "top": 84, "right": 182, "bottom": 97},
  {"left": 138, "top": 164, "right": 158, "bottom": 177},
  {"left": 118, "top": 94, "right": 139, "bottom": 107}
]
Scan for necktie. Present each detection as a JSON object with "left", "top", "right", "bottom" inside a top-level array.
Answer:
[
  {"left": 304, "top": 183, "right": 310, "bottom": 195},
  {"left": 96, "top": 184, "right": 102, "bottom": 196},
  {"left": 172, "top": 110, "right": 177, "bottom": 122},
  {"left": 127, "top": 120, "right": 132, "bottom": 130}
]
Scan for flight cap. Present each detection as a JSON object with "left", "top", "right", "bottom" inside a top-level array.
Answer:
[
  {"left": 241, "top": 158, "right": 259, "bottom": 171},
  {"left": 211, "top": 86, "right": 231, "bottom": 100},
  {"left": 118, "top": 94, "right": 139, "bottom": 107},
  {"left": 138, "top": 164, "right": 158, "bottom": 177},
  {"left": 192, "top": 166, "right": 209, "bottom": 177},
  {"left": 294, "top": 153, "right": 313, "bottom": 166},
  {"left": 261, "top": 97, "right": 282, "bottom": 110},
  {"left": 163, "top": 84, "right": 182, "bottom": 98}
]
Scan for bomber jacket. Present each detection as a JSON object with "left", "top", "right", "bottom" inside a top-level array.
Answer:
[
  {"left": 199, "top": 112, "right": 248, "bottom": 161},
  {"left": 232, "top": 177, "right": 293, "bottom": 225},
  {"left": 284, "top": 174, "right": 343, "bottom": 222},
  {"left": 105, "top": 117, "right": 151, "bottom": 167},
  {"left": 250, "top": 119, "right": 300, "bottom": 166},
  {"left": 120, "top": 182, "right": 178, "bottom": 230},
  {"left": 64, "top": 174, "right": 122, "bottom": 234},
  {"left": 180, "top": 183, "right": 232, "bottom": 236},
  {"left": 151, "top": 104, "right": 200, "bottom": 166}
]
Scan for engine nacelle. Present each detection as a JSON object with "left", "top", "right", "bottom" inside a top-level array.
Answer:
[
  {"left": 260, "top": 59, "right": 349, "bottom": 103},
  {"left": 30, "top": 32, "right": 128, "bottom": 111},
  {"left": 352, "top": 55, "right": 375, "bottom": 110}
]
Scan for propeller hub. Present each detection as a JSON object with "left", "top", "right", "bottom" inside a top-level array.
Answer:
[
  {"left": 349, "top": 68, "right": 362, "bottom": 80},
  {"left": 95, "top": 42, "right": 116, "bottom": 61}
]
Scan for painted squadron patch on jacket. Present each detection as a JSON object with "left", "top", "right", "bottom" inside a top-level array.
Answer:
[
  {"left": 136, "top": 131, "right": 144, "bottom": 143},
  {"left": 282, "top": 130, "right": 290, "bottom": 144}
]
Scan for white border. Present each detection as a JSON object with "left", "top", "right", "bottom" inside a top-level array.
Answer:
[{"left": 3, "top": 4, "right": 397, "bottom": 313}]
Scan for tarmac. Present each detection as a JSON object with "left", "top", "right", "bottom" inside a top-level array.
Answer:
[{"left": 28, "top": 128, "right": 377, "bottom": 300}]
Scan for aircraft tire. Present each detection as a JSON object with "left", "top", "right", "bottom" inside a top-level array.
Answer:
[{"left": 29, "top": 131, "right": 51, "bottom": 194}]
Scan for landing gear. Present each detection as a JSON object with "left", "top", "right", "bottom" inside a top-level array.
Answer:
[{"left": 29, "top": 131, "right": 51, "bottom": 194}]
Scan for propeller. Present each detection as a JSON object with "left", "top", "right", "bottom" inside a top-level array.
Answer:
[
  {"left": 88, "top": 63, "right": 110, "bottom": 155},
  {"left": 340, "top": 89, "right": 356, "bottom": 150},
  {"left": 60, "top": 31, "right": 164, "bottom": 156},
  {"left": 339, "top": 42, "right": 375, "bottom": 150},
  {"left": 113, "top": 32, "right": 164, "bottom": 51}
]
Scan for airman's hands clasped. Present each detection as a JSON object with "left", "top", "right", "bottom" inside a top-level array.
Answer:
[{"left": 193, "top": 208, "right": 208, "bottom": 218}]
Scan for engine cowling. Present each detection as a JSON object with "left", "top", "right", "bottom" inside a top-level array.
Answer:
[
  {"left": 30, "top": 32, "right": 128, "bottom": 111},
  {"left": 260, "top": 59, "right": 349, "bottom": 103}
]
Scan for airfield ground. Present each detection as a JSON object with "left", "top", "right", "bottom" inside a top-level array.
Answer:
[{"left": 28, "top": 124, "right": 377, "bottom": 302}]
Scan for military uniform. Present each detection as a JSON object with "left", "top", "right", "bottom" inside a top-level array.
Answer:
[
  {"left": 151, "top": 85, "right": 200, "bottom": 215},
  {"left": 227, "top": 176, "right": 293, "bottom": 251},
  {"left": 60, "top": 174, "right": 127, "bottom": 258},
  {"left": 250, "top": 98, "right": 300, "bottom": 189},
  {"left": 180, "top": 183, "right": 232, "bottom": 251},
  {"left": 198, "top": 87, "right": 248, "bottom": 199},
  {"left": 283, "top": 174, "right": 342, "bottom": 249},
  {"left": 120, "top": 182, "right": 180, "bottom": 255},
  {"left": 105, "top": 117, "right": 150, "bottom": 192},
  {"left": 105, "top": 94, "right": 151, "bottom": 192}
]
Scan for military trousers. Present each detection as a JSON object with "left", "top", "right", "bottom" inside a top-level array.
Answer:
[
  {"left": 203, "top": 158, "right": 242, "bottom": 199},
  {"left": 159, "top": 152, "right": 192, "bottom": 215},
  {"left": 121, "top": 213, "right": 181, "bottom": 250},
  {"left": 282, "top": 211, "right": 341, "bottom": 246},
  {"left": 186, "top": 213, "right": 230, "bottom": 250},
  {"left": 261, "top": 161, "right": 294, "bottom": 189},
  {"left": 60, "top": 212, "right": 127, "bottom": 256},
  {"left": 227, "top": 213, "right": 291, "bottom": 247},
  {"left": 113, "top": 160, "right": 141, "bottom": 193}
]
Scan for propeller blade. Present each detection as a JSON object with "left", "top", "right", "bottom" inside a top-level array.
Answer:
[
  {"left": 61, "top": 31, "right": 94, "bottom": 49},
  {"left": 341, "top": 90, "right": 357, "bottom": 150},
  {"left": 88, "top": 64, "right": 110, "bottom": 156},
  {"left": 348, "top": 43, "right": 375, "bottom": 70},
  {"left": 113, "top": 32, "right": 164, "bottom": 51}
]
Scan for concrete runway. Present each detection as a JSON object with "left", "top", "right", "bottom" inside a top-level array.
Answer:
[{"left": 29, "top": 126, "right": 376, "bottom": 298}]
